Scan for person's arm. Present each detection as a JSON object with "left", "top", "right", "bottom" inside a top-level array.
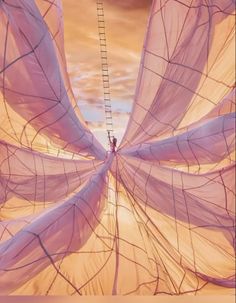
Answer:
[
  {"left": 113, "top": 137, "right": 117, "bottom": 147},
  {"left": 107, "top": 131, "right": 112, "bottom": 144}
]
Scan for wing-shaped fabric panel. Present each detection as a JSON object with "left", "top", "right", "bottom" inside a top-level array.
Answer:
[
  {"left": 120, "top": 0, "right": 235, "bottom": 148},
  {"left": 0, "top": 140, "right": 102, "bottom": 204},
  {"left": 113, "top": 155, "right": 235, "bottom": 246},
  {"left": 122, "top": 112, "right": 235, "bottom": 169},
  {"left": 0, "top": 155, "right": 113, "bottom": 294},
  {"left": 0, "top": 0, "right": 105, "bottom": 159}
]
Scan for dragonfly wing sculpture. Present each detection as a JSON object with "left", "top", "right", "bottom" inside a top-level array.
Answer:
[{"left": 0, "top": 0, "right": 235, "bottom": 295}]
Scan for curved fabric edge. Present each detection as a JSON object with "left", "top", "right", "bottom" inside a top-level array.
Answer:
[
  {"left": 0, "top": 154, "right": 114, "bottom": 294},
  {"left": 120, "top": 0, "right": 235, "bottom": 149},
  {"left": 120, "top": 112, "right": 235, "bottom": 169},
  {"left": 0, "top": 0, "right": 105, "bottom": 159},
  {"left": 0, "top": 139, "right": 102, "bottom": 205},
  {"left": 35, "top": 0, "right": 88, "bottom": 125},
  {"left": 112, "top": 155, "right": 235, "bottom": 246}
]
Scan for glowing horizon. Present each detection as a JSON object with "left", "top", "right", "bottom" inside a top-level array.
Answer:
[{"left": 63, "top": 0, "right": 151, "bottom": 147}]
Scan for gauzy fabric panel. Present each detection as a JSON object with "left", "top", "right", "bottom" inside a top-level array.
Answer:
[
  {"left": 120, "top": 0, "right": 235, "bottom": 148},
  {"left": 0, "top": 0, "right": 105, "bottom": 159},
  {"left": 0, "top": 0, "right": 235, "bottom": 296},
  {"left": 0, "top": 154, "right": 112, "bottom": 295},
  {"left": 121, "top": 112, "right": 235, "bottom": 169},
  {"left": 0, "top": 140, "right": 102, "bottom": 204}
]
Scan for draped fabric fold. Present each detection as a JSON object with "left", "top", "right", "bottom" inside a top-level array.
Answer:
[
  {"left": 0, "top": 140, "right": 102, "bottom": 205},
  {"left": 35, "top": 0, "right": 86, "bottom": 122},
  {"left": 0, "top": 155, "right": 112, "bottom": 294},
  {"left": 120, "top": 0, "right": 235, "bottom": 148},
  {"left": 121, "top": 112, "right": 235, "bottom": 170},
  {"left": 0, "top": 0, "right": 105, "bottom": 159},
  {"left": 112, "top": 155, "right": 235, "bottom": 245},
  {"left": 0, "top": 0, "right": 235, "bottom": 296}
]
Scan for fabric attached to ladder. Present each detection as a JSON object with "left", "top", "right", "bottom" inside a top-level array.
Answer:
[{"left": 0, "top": 0, "right": 235, "bottom": 296}]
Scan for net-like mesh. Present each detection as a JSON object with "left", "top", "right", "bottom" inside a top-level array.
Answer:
[{"left": 0, "top": 0, "right": 235, "bottom": 295}]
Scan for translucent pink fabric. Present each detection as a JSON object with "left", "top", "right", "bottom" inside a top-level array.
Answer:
[
  {"left": 120, "top": 0, "right": 235, "bottom": 148},
  {"left": 0, "top": 0, "right": 235, "bottom": 295},
  {"left": 0, "top": 0, "right": 105, "bottom": 159},
  {"left": 0, "top": 140, "right": 102, "bottom": 205}
]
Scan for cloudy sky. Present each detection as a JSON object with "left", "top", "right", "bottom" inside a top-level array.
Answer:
[{"left": 62, "top": 0, "right": 151, "bottom": 147}]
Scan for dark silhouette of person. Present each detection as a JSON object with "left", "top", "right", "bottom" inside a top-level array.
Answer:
[{"left": 108, "top": 131, "right": 117, "bottom": 152}]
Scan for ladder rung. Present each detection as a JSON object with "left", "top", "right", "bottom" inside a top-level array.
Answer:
[{"left": 97, "top": 1, "right": 114, "bottom": 140}]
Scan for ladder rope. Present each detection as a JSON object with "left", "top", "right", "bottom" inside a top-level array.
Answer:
[{"left": 96, "top": 1, "right": 114, "bottom": 147}]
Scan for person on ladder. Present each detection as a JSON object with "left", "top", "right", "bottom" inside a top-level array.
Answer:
[{"left": 108, "top": 131, "right": 117, "bottom": 153}]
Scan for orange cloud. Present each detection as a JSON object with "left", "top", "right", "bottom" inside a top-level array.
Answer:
[{"left": 63, "top": 0, "right": 151, "bottom": 144}]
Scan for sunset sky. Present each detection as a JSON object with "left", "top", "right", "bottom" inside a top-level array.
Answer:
[{"left": 62, "top": 0, "right": 151, "bottom": 147}]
